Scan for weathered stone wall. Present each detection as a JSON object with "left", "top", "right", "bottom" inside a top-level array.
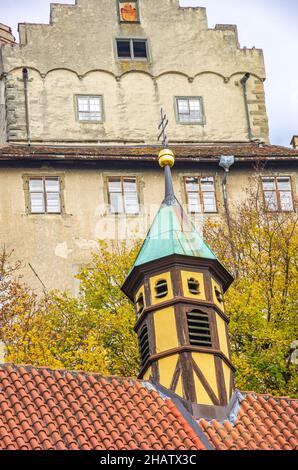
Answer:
[
  {"left": 0, "top": 0, "right": 269, "bottom": 144},
  {"left": 0, "top": 162, "right": 295, "bottom": 293}
]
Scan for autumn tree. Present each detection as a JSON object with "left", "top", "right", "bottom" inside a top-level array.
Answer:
[
  {"left": 205, "top": 181, "right": 298, "bottom": 396},
  {"left": 0, "top": 247, "right": 52, "bottom": 365},
  {"left": 2, "top": 186, "right": 297, "bottom": 397},
  {"left": 1, "top": 241, "right": 140, "bottom": 376}
]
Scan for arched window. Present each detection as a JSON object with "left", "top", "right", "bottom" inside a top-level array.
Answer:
[
  {"left": 214, "top": 286, "right": 224, "bottom": 304},
  {"left": 187, "top": 310, "right": 212, "bottom": 348},
  {"left": 188, "top": 277, "right": 200, "bottom": 295},
  {"left": 136, "top": 292, "right": 144, "bottom": 316},
  {"left": 154, "top": 279, "right": 168, "bottom": 299},
  {"left": 139, "top": 324, "right": 150, "bottom": 366}
]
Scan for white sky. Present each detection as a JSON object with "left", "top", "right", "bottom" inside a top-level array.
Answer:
[{"left": 1, "top": 0, "right": 297, "bottom": 147}]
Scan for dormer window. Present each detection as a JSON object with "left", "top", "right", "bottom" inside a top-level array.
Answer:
[
  {"left": 155, "top": 279, "right": 168, "bottom": 299},
  {"left": 116, "top": 39, "right": 148, "bottom": 60},
  {"left": 136, "top": 292, "right": 144, "bottom": 316},
  {"left": 214, "top": 286, "right": 224, "bottom": 304},
  {"left": 188, "top": 278, "right": 200, "bottom": 295}
]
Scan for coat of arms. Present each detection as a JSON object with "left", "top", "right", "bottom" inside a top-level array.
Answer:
[{"left": 119, "top": 1, "right": 139, "bottom": 22}]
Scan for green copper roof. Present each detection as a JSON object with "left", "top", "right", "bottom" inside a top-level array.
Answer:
[{"left": 132, "top": 197, "right": 217, "bottom": 268}]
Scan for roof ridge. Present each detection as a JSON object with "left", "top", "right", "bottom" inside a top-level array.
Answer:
[
  {"left": 0, "top": 363, "right": 144, "bottom": 382},
  {"left": 241, "top": 391, "right": 298, "bottom": 402}
]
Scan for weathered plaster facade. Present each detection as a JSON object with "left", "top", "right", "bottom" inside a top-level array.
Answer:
[
  {"left": 0, "top": 0, "right": 269, "bottom": 145},
  {"left": 0, "top": 156, "right": 296, "bottom": 293},
  {"left": 0, "top": 1, "right": 296, "bottom": 294}
]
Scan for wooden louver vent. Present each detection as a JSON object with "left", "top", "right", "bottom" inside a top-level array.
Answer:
[
  {"left": 139, "top": 324, "right": 150, "bottom": 366},
  {"left": 187, "top": 310, "right": 212, "bottom": 348}
]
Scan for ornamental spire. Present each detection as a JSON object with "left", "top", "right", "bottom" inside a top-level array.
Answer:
[{"left": 157, "top": 108, "right": 176, "bottom": 205}]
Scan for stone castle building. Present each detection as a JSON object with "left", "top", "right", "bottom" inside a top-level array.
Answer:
[{"left": 0, "top": 0, "right": 297, "bottom": 293}]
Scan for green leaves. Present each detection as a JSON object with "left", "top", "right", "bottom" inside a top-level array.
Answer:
[
  {"left": 1, "top": 241, "right": 140, "bottom": 376},
  {"left": 205, "top": 188, "right": 298, "bottom": 397}
]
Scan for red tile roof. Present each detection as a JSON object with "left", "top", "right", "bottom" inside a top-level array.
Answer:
[
  {"left": 0, "top": 364, "right": 207, "bottom": 450},
  {"left": 199, "top": 392, "right": 298, "bottom": 450},
  {"left": 0, "top": 143, "right": 298, "bottom": 162},
  {"left": 0, "top": 364, "right": 297, "bottom": 451}
]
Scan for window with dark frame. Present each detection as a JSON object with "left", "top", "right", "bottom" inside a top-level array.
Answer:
[
  {"left": 116, "top": 38, "right": 148, "bottom": 60},
  {"left": 187, "top": 310, "right": 212, "bottom": 348},
  {"left": 154, "top": 279, "right": 168, "bottom": 299},
  {"left": 188, "top": 278, "right": 200, "bottom": 295},
  {"left": 214, "top": 286, "right": 224, "bottom": 304},
  {"left": 185, "top": 176, "right": 217, "bottom": 213},
  {"left": 139, "top": 324, "right": 150, "bottom": 367},
  {"left": 136, "top": 292, "right": 144, "bottom": 317},
  {"left": 28, "top": 177, "right": 61, "bottom": 214},
  {"left": 176, "top": 97, "right": 204, "bottom": 124},
  {"left": 108, "top": 176, "right": 139, "bottom": 215},
  {"left": 261, "top": 176, "right": 294, "bottom": 212},
  {"left": 76, "top": 96, "right": 103, "bottom": 121}
]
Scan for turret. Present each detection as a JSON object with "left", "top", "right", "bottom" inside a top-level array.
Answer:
[{"left": 122, "top": 147, "right": 235, "bottom": 409}]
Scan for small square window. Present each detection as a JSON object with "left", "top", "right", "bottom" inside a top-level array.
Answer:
[
  {"left": 117, "top": 40, "right": 131, "bottom": 58},
  {"left": 185, "top": 176, "right": 217, "bottom": 214},
  {"left": 176, "top": 97, "right": 204, "bottom": 124},
  {"left": 261, "top": 176, "right": 294, "bottom": 212},
  {"left": 116, "top": 38, "right": 148, "bottom": 60},
  {"left": 28, "top": 177, "right": 61, "bottom": 214},
  {"left": 133, "top": 40, "right": 147, "bottom": 58},
  {"left": 108, "top": 176, "right": 139, "bottom": 215},
  {"left": 77, "top": 96, "right": 103, "bottom": 122}
]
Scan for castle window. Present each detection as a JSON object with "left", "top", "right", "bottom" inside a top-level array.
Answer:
[
  {"left": 214, "top": 286, "right": 224, "bottom": 304},
  {"left": 261, "top": 176, "right": 294, "bottom": 212},
  {"left": 139, "top": 324, "right": 150, "bottom": 366},
  {"left": 108, "top": 177, "right": 139, "bottom": 215},
  {"left": 187, "top": 310, "right": 212, "bottom": 348},
  {"left": 136, "top": 292, "right": 144, "bottom": 316},
  {"left": 154, "top": 279, "right": 168, "bottom": 299},
  {"left": 76, "top": 96, "right": 103, "bottom": 122},
  {"left": 116, "top": 39, "right": 148, "bottom": 60},
  {"left": 28, "top": 177, "right": 61, "bottom": 214},
  {"left": 188, "top": 278, "right": 200, "bottom": 295},
  {"left": 176, "top": 97, "right": 204, "bottom": 124},
  {"left": 185, "top": 176, "right": 217, "bottom": 213}
]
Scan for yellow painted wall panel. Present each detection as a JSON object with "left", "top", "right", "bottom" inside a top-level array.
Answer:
[
  {"left": 158, "top": 356, "right": 178, "bottom": 389},
  {"left": 175, "top": 375, "right": 184, "bottom": 398},
  {"left": 149, "top": 272, "right": 173, "bottom": 306},
  {"left": 192, "top": 352, "right": 219, "bottom": 400},
  {"left": 181, "top": 271, "right": 206, "bottom": 300},
  {"left": 193, "top": 370, "right": 213, "bottom": 405},
  {"left": 211, "top": 278, "right": 225, "bottom": 312},
  {"left": 216, "top": 315, "right": 229, "bottom": 358},
  {"left": 154, "top": 307, "right": 178, "bottom": 353},
  {"left": 142, "top": 366, "right": 152, "bottom": 381},
  {"left": 222, "top": 362, "right": 232, "bottom": 400}
]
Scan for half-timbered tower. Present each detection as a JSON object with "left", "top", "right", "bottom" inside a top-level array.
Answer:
[{"left": 122, "top": 148, "right": 235, "bottom": 408}]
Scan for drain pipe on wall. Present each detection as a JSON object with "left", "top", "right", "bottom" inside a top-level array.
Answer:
[
  {"left": 22, "top": 67, "right": 31, "bottom": 145},
  {"left": 240, "top": 72, "right": 253, "bottom": 142},
  {"left": 219, "top": 155, "right": 236, "bottom": 267}
]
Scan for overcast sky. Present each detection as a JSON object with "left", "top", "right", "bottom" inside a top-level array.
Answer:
[{"left": 1, "top": 0, "right": 297, "bottom": 147}]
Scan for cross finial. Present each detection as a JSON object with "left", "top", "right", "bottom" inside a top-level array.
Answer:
[{"left": 157, "top": 108, "right": 169, "bottom": 148}]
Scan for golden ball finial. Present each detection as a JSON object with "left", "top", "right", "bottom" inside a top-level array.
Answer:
[{"left": 158, "top": 149, "right": 175, "bottom": 168}]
